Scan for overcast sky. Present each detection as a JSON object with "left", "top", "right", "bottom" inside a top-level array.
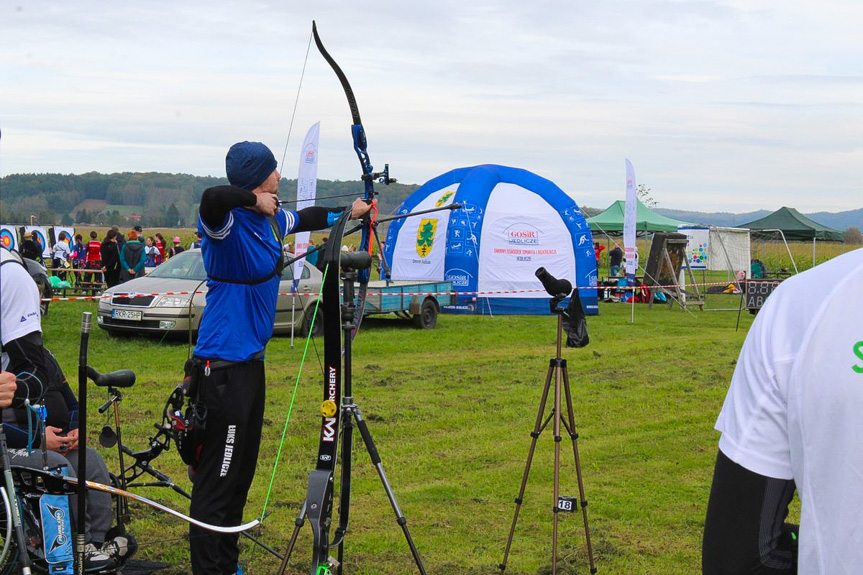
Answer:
[{"left": 2, "top": 1, "right": 862, "bottom": 213}]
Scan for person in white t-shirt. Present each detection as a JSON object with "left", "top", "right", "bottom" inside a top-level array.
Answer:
[
  {"left": 2, "top": 247, "right": 127, "bottom": 569},
  {"left": 52, "top": 238, "right": 71, "bottom": 281},
  {"left": 52, "top": 238, "right": 71, "bottom": 262},
  {"left": 703, "top": 247, "right": 863, "bottom": 574},
  {"left": 1, "top": 248, "right": 48, "bottom": 403}
]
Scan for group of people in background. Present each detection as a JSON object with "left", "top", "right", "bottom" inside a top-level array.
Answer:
[
  {"left": 25, "top": 225, "right": 204, "bottom": 290},
  {"left": 594, "top": 241, "right": 629, "bottom": 278},
  {"left": 44, "top": 230, "right": 102, "bottom": 285}
]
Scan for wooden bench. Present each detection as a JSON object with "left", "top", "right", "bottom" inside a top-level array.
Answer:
[{"left": 55, "top": 282, "right": 106, "bottom": 298}]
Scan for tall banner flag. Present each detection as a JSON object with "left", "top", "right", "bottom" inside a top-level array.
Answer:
[
  {"left": 292, "top": 122, "right": 320, "bottom": 291},
  {"left": 623, "top": 159, "right": 637, "bottom": 282}
]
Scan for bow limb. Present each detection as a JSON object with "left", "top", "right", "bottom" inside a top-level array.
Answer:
[
  {"left": 313, "top": 20, "right": 390, "bottom": 340},
  {"left": 51, "top": 474, "right": 258, "bottom": 534},
  {"left": 311, "top": 22, "right": 372, "bottom": 179}
]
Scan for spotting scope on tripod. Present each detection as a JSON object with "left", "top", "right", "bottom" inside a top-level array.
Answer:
[{"left": 499, "top": 267, "right": 596, "bottom": 575}]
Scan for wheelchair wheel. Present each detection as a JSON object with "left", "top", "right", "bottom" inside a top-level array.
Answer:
[
  {"left": 0, "top": 486, "right": 17, "bottom": 574},
  {"left": 0, "top": 485, "right": 52, "bottom": 574}
]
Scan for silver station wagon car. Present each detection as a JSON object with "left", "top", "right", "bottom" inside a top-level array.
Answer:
[{"left": 97, "top": 249, "right": 323, "bottom": 337}]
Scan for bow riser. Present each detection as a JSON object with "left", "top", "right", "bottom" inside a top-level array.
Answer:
[
  {"left": 352, "top": 125, "right": 374, "bottom": 183},
  {"left": 305, "top": 210, "right": 352, "bottom": 573},
  {"left": 309, "top": 21, "right": 391, "bottom": 572}
]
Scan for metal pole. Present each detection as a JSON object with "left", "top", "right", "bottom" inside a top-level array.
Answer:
[
  {"left": 76, "top": 311, "right": 91, "bottom": 574},
  {"left": 290, "top": 292, "right": 296, "bottom": 349},
  {"left": 629, "top": 242, "right": 637, "bottom": 323},
  {"left": 812, "top": 238, "right": 816, "bottom": 268},
  {"left": 551, "top": 313, "right": 563, "bottom": 574},
  {"left": 561, "top": 367, "right": 597, "bottom": 574}
]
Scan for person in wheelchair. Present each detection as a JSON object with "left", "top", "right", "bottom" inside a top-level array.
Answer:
[{"left": 3, "top": 348, "right": 137, "bottom": 571}]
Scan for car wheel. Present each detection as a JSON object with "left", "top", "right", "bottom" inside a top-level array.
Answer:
[
  {"left": 412, "top": 298, "right": 438, "bottom": 329},
  {"left": 302, "top": 304, "right": 324, "bottom": 337}
]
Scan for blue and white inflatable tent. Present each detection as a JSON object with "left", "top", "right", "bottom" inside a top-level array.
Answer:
[{"left": 383, "top": 165, "right": 598, "bottom": 315}]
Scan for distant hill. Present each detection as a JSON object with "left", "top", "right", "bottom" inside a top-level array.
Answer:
[
  {"left": 0, "top": 172, "right": 419, "bottom": 227},
  {"left": 1, "top": 171, "right": 859, "bottom": 231},
  {"left": 655, "top": 207, "right": 862, "bottom": 231},
  {"left": 804, "top": 208, "right": 863, "bottom": 231}
]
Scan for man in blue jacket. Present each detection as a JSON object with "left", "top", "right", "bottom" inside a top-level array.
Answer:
[{"left": 188, "top": 141, "right": 370, "bottom": 574}]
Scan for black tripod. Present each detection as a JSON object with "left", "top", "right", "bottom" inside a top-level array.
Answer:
[
  {"left": 499, "top": 288, "right": 597, "bottom": 575},
  {"left": 278, "top": 258, "right": 425, "bottom": 575}
]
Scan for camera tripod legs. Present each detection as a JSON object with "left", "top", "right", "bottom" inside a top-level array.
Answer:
[
  {"left": 277, "top": 400, "right": 426, "bottom": 575},
  {"left": 560, "top": 364, "right": 596, "bottom": 574},
  {"left": 499, "top": 358, "right": 597, "bottom": 575},
  {"left": 344, "top": 400, "right": 426, "bottom": 573}
]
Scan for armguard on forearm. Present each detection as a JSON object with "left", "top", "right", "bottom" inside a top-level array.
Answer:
[
  {"left": 3, "top": 331, "right": 48, "bottom": 406},
  {"left": 295, "top": 206, "right": 346, "bottom": 233}
]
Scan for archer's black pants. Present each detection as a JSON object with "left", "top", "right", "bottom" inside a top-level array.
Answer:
[{"left": 189, "top": 359, "right": 265, "bottom": 575}]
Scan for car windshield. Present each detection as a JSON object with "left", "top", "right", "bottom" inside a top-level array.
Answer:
[{"left": 146, "top": 251, "right": 207, "bottom": 281}]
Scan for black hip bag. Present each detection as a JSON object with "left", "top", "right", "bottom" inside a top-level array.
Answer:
[{"left": 173, "top": 352, "right": 265, "bottom": 467}]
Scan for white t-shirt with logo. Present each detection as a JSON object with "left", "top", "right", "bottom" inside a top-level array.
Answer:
[
  {"left": 1, "top": 250, "right": 42, "bottom": 370},
  {"left": 716, "top": 247, "right": 863, "bottom": 574},
  {"left": 52, "top": 241, "right": 71, "bottom": 263}
]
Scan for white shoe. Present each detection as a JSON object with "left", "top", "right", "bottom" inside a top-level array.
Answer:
[
  {"left": 101, "top": 533, "right": 138, "bottom": 563},
  {"left": 84, "top": 542, "right": 117, "bottom": 572}
]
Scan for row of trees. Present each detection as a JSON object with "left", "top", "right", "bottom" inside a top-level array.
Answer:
[
  {"left": 9, "top": 172, "right": 857, "bottom": 241},
  {"left": 845, "top": 227, "right": 863, "bottom": 244},
  {"left": 3, "top": 203, "right": 188, "bottom": 228},
  {"left": 0, "top": 172, "right": 420, "bottom": 227},
  {"left": 72, "top": 204, "right": 185, "bottom": 227}
]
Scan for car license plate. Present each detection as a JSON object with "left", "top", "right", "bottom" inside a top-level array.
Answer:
[{"left": 112, "top": 310, "right": 142, "bottom": 321}]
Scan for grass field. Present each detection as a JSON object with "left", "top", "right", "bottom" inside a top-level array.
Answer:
[{"left": 38, "top": 290, "right": 770, "bottom": 575}]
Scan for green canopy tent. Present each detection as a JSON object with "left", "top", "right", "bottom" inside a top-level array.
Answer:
[
  {"left": 739, "top": 206, "right": 844, "bottom": 269},
  {"left": 587, "top": 200, "right": 693, "bottom": 282},
  {"left": 586, "top": 199, "right": 692, "bottom": 233}
]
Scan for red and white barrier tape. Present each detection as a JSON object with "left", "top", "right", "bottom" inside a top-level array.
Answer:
[
  {"left": 41, "top": 280, "right": 778, "bottom": 303},
  {"left": 45, "top": 267, "right": 104, "bottom": 274}
]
